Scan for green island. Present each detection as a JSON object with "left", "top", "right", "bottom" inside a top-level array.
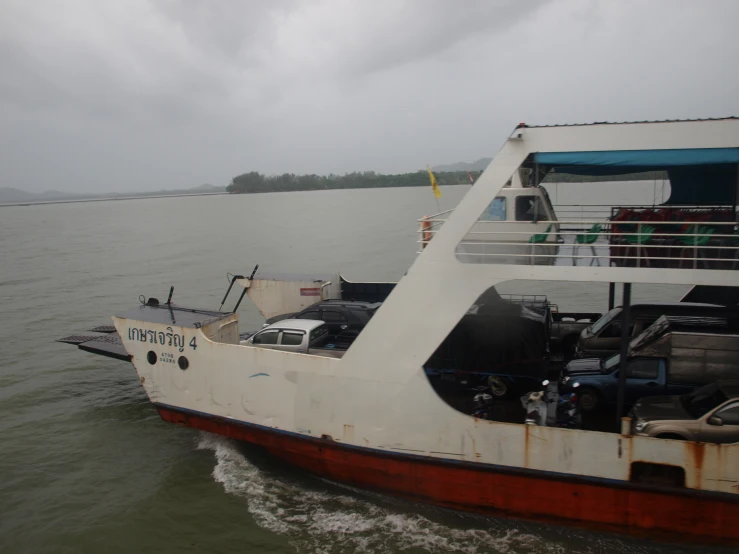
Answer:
[
  {"left": 226, "top": 169, "right": 668, "bottom": 194},
  {"left": 226, "top": 170, "right": 481, "bottom": 194}
]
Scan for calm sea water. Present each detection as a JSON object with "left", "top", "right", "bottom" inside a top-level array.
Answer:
[{"left": 0, "top": 185, "right": 727, "bottom": 554}]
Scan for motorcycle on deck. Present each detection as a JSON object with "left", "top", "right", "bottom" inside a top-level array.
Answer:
[{"left": 521, "top": 380, "right": 581, "bottom": 429}]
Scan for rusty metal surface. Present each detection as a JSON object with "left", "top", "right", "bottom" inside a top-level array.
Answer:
[
  {"left": 77, "top": 334, "right": 130, "bottom": 361},
  {"left": 116, "top": 304, "right": 227, "bottom": 328},
  {"left": 58, "top": 334, "right": 100, "bottom": 345},
  {"left": 101, "top": 118, "right": 739, "bottom": 546},
  {"left": 156, "top": 403, "right": 739, "bottom": 547},
  {"left": 88, "top": 325, "right": 116, "bottom": 333},
  {"left": 242, "top": 276, "right": 342, "bottom": 319}
]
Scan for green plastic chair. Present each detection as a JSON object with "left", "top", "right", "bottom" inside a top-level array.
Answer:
[
  {"left": 528, "top": 223, "right": 553, "bottom": 244},
  {"left": 679, "top": 224, "right": 714, "bottom": 269},
  {"left": 623, "top": 224, "right": 655, "bottom": 267},
  {"left": 573, "top": 223, "right": 602, "bottom": 266},
  {"left": 527, "top": 224, "right": 553, "bottom": 264}
]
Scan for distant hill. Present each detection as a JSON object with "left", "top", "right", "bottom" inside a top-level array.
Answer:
[
  {"left": 0, "top": 184, "right": 226, "bottom": 205},
  {"left": 189, "top": 184, "right": 224, "bottom": 192},
  {"left": 432, "top": 158, "right": 492, "bottom": 172},
  {"left": 0, "top": 188, "right": 39, "bottom": 203}
]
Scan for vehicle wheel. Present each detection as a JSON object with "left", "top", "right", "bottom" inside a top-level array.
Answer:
[
  {"left": 561, "top": 335, "right": 579, "bottom": 360},
  {"left": 488, "top": 376, "right": 509, "bottom": 399},
  {"left": 656, "top": 433, "right": 686, "bottom": 441},
  {"left": 577, "top": 387, "right": 601, "bottom": 412}
]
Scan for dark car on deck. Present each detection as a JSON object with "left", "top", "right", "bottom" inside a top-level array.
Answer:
[{"left": 266, "top": 300, "right": 381, "bottom": 338}]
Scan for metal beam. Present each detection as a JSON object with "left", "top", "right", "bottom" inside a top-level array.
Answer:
[
  {"left": 616, "top": 283, "right": 632, "bottom": 421},
  {"left": 608, "top": 282, "right": 616, "bottom": 311}
]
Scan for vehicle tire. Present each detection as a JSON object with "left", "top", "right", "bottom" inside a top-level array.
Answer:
[
  {"left": 488, "top": 376, "right": 510, "bottom": 399},
  {"left": 656, "top": 433, "right": 686, "bottom": 441},
  {"left": 561, "top": 335, "right": 579, "bottom": 360},
  {"left": 577, "top": 387, "right": 601, "bottom": 412}
]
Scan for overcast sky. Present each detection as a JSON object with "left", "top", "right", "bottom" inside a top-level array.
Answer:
[{"left": 1, "top": 0, "right": 738, "bottom": 193}]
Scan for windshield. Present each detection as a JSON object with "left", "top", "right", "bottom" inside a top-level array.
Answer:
[
  {"left": 588, "top": 308, "right": 621, "bottom": 336},
  {"left": 604, "top": 354, "right": 620, "bottom": 371},
  {"left": 680, "top": 383, "right": 728, "bottom": 419},
  {"left": 309, "top": 325, "right": 329, "bottom": 344}
]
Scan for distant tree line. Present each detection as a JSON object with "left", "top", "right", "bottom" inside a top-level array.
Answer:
[{"left": 226, "top": 170, "right": 482, "bottom": 194}]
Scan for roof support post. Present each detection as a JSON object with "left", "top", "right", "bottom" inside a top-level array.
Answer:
[
  {"left": 608, "top": 282, "right": 616, "bottom": 311},
  {"left": 616, "top": 283, "right": 632, "bottom": 422}
]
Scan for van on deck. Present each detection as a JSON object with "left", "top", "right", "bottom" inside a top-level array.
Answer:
[
  {"left": 576, "top": 302, "right": 737, "bottom": 359},
  {"left": 565, "top": 315, "right": 739, "bottom": 412}
]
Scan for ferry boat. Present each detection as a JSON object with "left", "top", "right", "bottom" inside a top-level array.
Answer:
[{"left": 60, "top": 117, "right": 739, "bottom": 546}]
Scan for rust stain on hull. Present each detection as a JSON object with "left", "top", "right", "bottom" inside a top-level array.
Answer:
[
  {"left": 343, "top": 424, "right": 354, "bottom": 442},
  {"left": 687, "top": 441, "right": 706, "bottom": 488},
  {"left": 156, "top": 405, "right": 739, "bottom": 547}
]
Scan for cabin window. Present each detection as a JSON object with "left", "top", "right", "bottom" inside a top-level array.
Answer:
[
  {"left": 515, "top": 196, "right": 549, "bottom": 221},
  {"left": 310, "top": 326, "right": 328, "bottom": 342},
  {"left": 253, "top": 330, "right": 279, "bottom": 345},
  {"left": 479, "top": 197, "right": 506, "bottom": 221},
  {"left": 321, "top": 310, "right": 348, "bottom": 323},
  {"left": 626, "top": 359, "right": 660, "bottom": 380},
  {"left": 599, "top": 320, "right": 635, "bottom": 338},
  {"left": 716, "top": 403, "right": 739, "bottom": 425},
  {"left": 281, "top": 331, "right": 304, "bottom": 346},
  {"left": 297, "top": 310, "right": 320, "bottom": 320}
]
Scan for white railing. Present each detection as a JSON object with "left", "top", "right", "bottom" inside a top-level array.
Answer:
[
  {"left": 418, "top": 209, "right": 453, "bottom": 250},
  {"left": 419, "top": 214, "right": 739, "bottom": 269}
]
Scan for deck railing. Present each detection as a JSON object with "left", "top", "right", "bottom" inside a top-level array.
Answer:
[{"left": 419, "top": 208, "right": 739, "bottom": 270}]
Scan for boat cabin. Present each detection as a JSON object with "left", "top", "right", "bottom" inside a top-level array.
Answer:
[{"left": 421, "top": 124, "right": 739, "bottom": 271}]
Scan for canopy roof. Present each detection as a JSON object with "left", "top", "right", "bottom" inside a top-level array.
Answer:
[{"left": 530, "top": 148, "right": 739, "bottom": 205}]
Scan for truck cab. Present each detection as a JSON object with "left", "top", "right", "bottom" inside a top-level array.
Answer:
[
  {"left": 576, "top": 302, "right": 728, "bottom": 359},
  {"left": 243, "top": 319, "right": 348, "bottom": 358},
  {"left": 456, "top": 169, "right": 561, "bottom": 265},
  {"left": 563, "top": 355, "right": 676, "bottom": 411},
  {"left": 631, "top": 380, "right": 739, "bottom": 443},
  {"left": 566, "top": 315, "right": 739, "bottom": 411}
]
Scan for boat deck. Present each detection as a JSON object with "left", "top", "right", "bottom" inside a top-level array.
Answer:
[
  {"left": 115, "top": 304, "right": 228, "bottom": 328},
  {"left": 58, "top": 331, "right": 130, "bottom": 361},
  {"left": 58, "top": 304, "right": 232, "bottom": 361}
]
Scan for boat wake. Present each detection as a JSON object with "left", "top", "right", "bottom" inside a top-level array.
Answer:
[{"left": 196, "top": 433, "right": 712, "bottom": 554}]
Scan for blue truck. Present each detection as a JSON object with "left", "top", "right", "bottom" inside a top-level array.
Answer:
[{"left": 562, "top": 315, "right": 739, "bottom": 412}]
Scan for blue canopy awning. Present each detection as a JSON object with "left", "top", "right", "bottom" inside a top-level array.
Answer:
[
  {"left": 533, "top": 148, "right": 739, "bottom": 168},
  {"left": 532, "top": 148, "right": 739, "bottom": 205}
]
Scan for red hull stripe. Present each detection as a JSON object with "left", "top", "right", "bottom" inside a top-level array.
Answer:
[{"left": 154, "top": 403, "right": 739, "bottom": 546}]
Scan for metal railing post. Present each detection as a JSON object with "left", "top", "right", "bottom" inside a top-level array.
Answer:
[
  {"left": 694, "top": 229, "right": 698, "bottom": 269},
  {"left": 608, "top": 282, "right": 616, "bottom": 311},
  {"left": 616, "top": 283, "right": 632, "bottom": 422}
]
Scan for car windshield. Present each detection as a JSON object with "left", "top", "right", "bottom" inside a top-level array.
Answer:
[
  {"left": 588, "top": 308, "right": 621, "bottom": 336},
  {"left": 309, "top": 325, "right": 329, "bottom": 344},
  {"left": 604, "top": 354, "right": 620, "bottom": 371},
  {"left": 680, "top": 383, "right": 728, "bottom": 419}
]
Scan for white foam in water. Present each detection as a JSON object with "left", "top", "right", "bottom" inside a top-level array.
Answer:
[
  {"left": 195, "top": 432, "right": 572, "bottom": 554},
  {"left": 196, "top": 432, "right": 703, "bottom": 554}
]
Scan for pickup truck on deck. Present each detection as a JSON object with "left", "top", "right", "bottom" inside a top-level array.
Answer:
[
  {"left": 562, "top": 315, "right": 739, "bottom": 412},
  {"left": 548, "top": 306, "right": 601, "bottom": 359},
  {"left": 265, "top": 300, "right": 380, "bottom": 340},
  {"left": 241, "top": 319, "right": 349, "bottom": 359},
  {"left": 498, "top": 295, "right": 600, "bottom": 360}
]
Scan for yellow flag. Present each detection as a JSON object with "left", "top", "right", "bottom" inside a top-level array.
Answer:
[{"left": 427, "top": 166, "right": 441, "bottom": 199}]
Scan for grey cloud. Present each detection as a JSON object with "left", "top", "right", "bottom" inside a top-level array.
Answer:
[{"left": 0, "top": 0, "right": 737, "bottom": 194}]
